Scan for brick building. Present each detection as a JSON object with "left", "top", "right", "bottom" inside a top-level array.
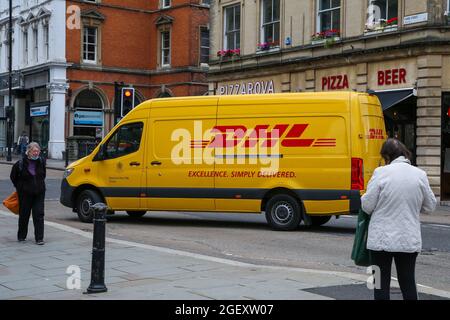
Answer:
[
  {"left": 208, "top": 0, "right": 450, "bottom": 202},
  {"left": 65, "top": 0, "right": 210, "bottom": 149}
]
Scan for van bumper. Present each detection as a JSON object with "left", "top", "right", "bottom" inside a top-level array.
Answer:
[
  {"left": 60, "top": 178, "right": 74, "bottom": 208},
  {"left": 349, "top": 190, "right": 362, "bottom": 214}
]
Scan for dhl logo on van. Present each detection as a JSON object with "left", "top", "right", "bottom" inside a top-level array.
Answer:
[{"left": 190, "top": 124, "right": 336, "bottom": 149}]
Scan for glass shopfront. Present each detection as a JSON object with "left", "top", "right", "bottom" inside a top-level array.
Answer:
[
  {"left": 0, "top": 96, "right": 5, "bottom": 149},
  {"left": 29, "top": 103, "right": 50, "bottom": 156},
  {"left": 441, "top": 92, "right": 450, "bottom": 201},
  {"left": 371, "top": 89, "right": 417, "bottom": 165},
  {"left": 73, "top": 109, "right": 103, "bottom": 137},
  {"left": 73, "top": 90, "right": 104, "bottom": 138},
  {"left": 384, "top": 95, "right": 417, "bottom": 165}
]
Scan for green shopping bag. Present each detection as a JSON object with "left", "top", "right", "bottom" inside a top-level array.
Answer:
[{"left": 351, "top": 209, "right": 372, "bottom": 266}]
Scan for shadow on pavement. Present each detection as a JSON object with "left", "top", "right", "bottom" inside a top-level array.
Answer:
[
  {"left": 105, "top": 214, "right": 270, "bottom": 231},
  {"left": 304, "top": 283, "right": 449, "bottom": 300},
  {"left": 82, "top": 212, "right": 358, "bottom": 234}
]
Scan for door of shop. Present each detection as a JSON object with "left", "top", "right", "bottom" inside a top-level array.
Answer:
[
  {"left": 383, "top": 95, "right": 417, "bottom": 165},
  {"left": 371, "top": 89, "right": 417, "bottom": 165},
  {"left": 30, "top": 103, "right": 50, "bottom": 158},
  {"left": 0, "top": 118, "right": 6, "bottom": 153},
  {"left": 441, "top": 93, "right": 450, "bottom": 201}
]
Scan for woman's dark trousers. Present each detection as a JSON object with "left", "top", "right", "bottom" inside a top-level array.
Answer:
[
  {"left": 370, "top": 250, "right": 419, "bottom": 300},
  {"left": 17, "top": 192, "right": 45, "bottom": 242}
]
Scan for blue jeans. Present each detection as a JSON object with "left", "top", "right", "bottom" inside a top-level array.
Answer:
[{"left": 20, "top": 144, "right": 27, "bottom": 157}]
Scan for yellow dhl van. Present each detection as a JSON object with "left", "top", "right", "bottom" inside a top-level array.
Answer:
[{"left": 60, "top": 92, "right": 386, "bottom": 230}]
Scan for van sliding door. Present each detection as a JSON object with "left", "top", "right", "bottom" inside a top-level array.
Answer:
[{"left": 145, "top": 101, "right": 218, "bottom": 211}]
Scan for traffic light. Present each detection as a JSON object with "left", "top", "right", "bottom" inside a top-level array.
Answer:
[{"left": 120, "top": 87, "right": 135, "bottom": 117}]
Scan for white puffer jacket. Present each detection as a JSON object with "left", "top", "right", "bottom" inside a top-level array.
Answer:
[{"left": 361, "top": 156, "right": 437, "bottom": 253}]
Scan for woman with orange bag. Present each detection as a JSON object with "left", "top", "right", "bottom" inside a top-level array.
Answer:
[{"left": 10, "top": 142, "right": 46, "bottom": 245}]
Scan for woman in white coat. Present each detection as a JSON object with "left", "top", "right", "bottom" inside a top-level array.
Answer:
[{"left": 361, "top": 138, "right": 436, "bottom": 300}]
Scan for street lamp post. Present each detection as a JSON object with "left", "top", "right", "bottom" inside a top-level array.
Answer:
[{"left": 6, "top": 0, "right": 13, "bottom": 162}]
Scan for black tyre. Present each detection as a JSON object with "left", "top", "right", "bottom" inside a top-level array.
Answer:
[
  {"left": 126, "top": 211, "right": 147, "bottom": 218},
  {"left": 76, "top": 190, "right": 103, "bottom": 223},
  {"left": 265, "top": 194, "right": 302, "bottom": 231},
  {"left": 310, "top": 216, "right": 332, "bottom": 227}
]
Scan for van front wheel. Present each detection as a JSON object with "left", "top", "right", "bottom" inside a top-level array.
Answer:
[
  {"left": 265, "top": 195, "right": 302, "bottom": 231},
  {"left": 76, "top": 190, "right": 102, "bottom": 223}
]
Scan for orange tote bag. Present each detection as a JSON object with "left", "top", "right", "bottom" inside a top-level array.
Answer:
[{"left": 3, "top": 191, "right": 19, "bottom": 215}]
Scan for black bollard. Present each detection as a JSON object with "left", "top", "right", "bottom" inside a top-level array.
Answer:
[{"left": 85, "top": 202, "right": 108, "bottom": 294}]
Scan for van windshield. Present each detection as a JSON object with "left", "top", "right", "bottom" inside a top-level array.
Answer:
[{"left": 104, "top": 122, "right": 144, "bottom": 159}]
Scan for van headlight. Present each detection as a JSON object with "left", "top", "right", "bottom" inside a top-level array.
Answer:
[{"left": 63, "top": 168, "right": 74, "bottom": 179}]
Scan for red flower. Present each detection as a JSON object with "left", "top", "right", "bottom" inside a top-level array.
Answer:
[
  {"left": 387, "top": 17, "right": 398, "bottom": 25},
  {"left": 218, "top": 48, "right": 240, "bottom": 57}
]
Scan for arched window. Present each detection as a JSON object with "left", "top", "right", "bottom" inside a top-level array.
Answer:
[
  {"left": 74, "top": 90, "right": 103, "bottom": 109},
  {"left": 73, "top": 89, "right": 104, "bottom": 137}
]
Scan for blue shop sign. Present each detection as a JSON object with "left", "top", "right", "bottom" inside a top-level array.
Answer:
[
  {"left": 30, "top": 106, "right": 49, "bottom": 117},
  {"left": 74, "top": 110, "right": 103, "bottom": 126}
]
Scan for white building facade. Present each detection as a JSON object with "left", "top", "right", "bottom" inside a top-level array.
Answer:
[{"left": 0, "top": 0, "right": 68, "bottom": 159}]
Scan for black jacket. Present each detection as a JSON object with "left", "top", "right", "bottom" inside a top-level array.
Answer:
[{"left": 10, "top": 157, "right": 46, "bottom": 195}]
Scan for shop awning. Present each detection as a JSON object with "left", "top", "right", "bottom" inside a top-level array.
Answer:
[{"left": 369, "top": 89, "right": 415, "bottom": 111}]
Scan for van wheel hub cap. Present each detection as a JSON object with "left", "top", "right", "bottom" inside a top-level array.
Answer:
[
  {"left": 81, "top": 198, "right": 92, "bottom": 216},
  {"left": 273, "top": 203, "right": 293, "bottom": 224}
]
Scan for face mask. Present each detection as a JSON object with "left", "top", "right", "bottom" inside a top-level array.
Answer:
[{"left": 30, "top": 155, "right": 39, "bottom": 161}]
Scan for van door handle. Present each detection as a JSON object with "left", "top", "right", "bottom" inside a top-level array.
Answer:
[
  {"left": 151, "top": 161, "right": 162, "bottom": 166},
  {"left": 129, "top": 161, "right": 141, "bottom": 166}
]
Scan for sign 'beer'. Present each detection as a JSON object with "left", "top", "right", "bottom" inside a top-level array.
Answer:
[{"left": 377, "top": 68, "right": 407, "bottom": 86}]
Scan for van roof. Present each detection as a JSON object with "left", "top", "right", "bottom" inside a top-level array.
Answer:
[
  {"left": 149, "top": 91, "right": 371, "bottom": 104},
  {"left": 129, "top": 91, "right": 379, "bottom": 114}
]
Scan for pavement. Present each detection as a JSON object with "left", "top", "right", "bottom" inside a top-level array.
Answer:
[
  {"left": 1, "top": 155, "right": 450, "bottom": 300},
  {"left": 0, "top": 208, "right": 450, "bottom": 301},
  {"left": 0, "top": 154, "right": 73, "bottom": 172}
]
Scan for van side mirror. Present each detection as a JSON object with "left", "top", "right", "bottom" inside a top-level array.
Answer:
[{"left": 94, "top": 144, "right": 107, "bottom": 161}]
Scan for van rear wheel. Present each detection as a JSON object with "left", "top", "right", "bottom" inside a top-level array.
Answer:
[
  {"left": 265, "top": 195, "right": 302, "bottom": 231},
  {"left": 76, "top": 190, "right": 102, "bottom": 223},
  {"left": 126, "top": 211, "right": 147, "bottom": 218}
]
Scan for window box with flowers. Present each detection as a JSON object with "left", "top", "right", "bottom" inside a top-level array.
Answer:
[
  {"left": 364, "top": 17, "right": 398, "bottom": 35},
  {"left": 256, "top": 41, "right": 280, "bottom": 54},
  {"left": 311, "top": 29, "right": 341, "bottom": 46},
  {"left": 217, "top": 49, "right": 241, "bottom": 60}
]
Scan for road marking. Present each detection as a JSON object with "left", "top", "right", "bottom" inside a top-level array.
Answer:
[{"left": 1, "top": 209, "right": 450, "bottom": 299}]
